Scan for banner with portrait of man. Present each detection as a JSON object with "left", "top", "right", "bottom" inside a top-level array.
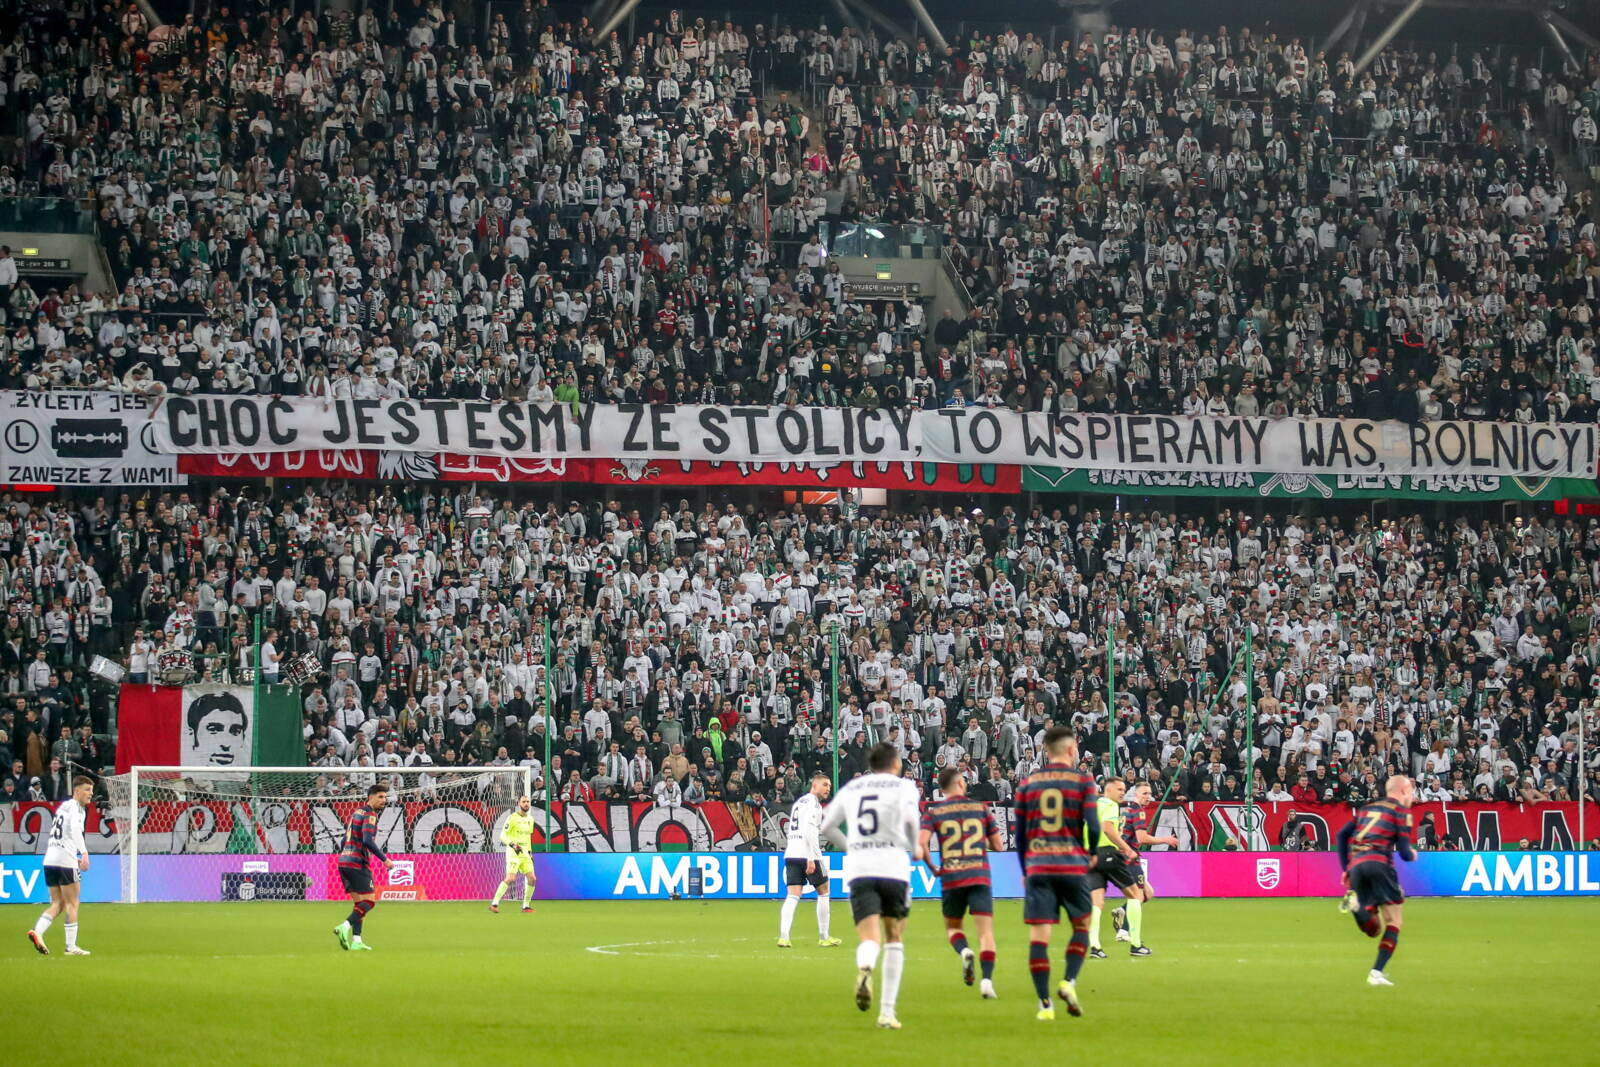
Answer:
[{"left": 116, "top": 684, "right": 308, "bottom": 774}]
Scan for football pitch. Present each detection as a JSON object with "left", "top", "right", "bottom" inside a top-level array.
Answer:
[{"left": 5, "top": 898, "right": 1595, "bottom": 1063}]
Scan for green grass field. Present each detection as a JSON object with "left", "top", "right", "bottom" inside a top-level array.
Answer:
[{"left": 5, "top": 898, "right": 1596, "bottom": 1063}]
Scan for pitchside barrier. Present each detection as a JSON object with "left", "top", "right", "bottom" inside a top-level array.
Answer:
[{"left": 1, "top": 851, "right": 1595, "bottom": 906}]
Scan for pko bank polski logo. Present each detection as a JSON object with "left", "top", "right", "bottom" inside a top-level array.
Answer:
[
  {"left": 388, "top": 861, "right": 416, "bottom": 885},
  {"left": 1454, "top": 853, "right": 1600, "bottom": 895}
]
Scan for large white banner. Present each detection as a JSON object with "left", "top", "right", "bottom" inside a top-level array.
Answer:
[
  {"left": 2, "top": 391, "right": 184, "bottom": 485},
  {"left": 147, "top": 395, "right": 1600, "bottom": 479}
]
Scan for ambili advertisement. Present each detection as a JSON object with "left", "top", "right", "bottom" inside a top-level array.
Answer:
[{"left": 11, "top": 851, "right": 1595, "bottom": 905}]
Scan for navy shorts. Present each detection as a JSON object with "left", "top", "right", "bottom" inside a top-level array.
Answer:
[
  {"left": 848, "top": 878, "right": 910, "bottom": 923},
  {"left": 940, "top": 883, "right": 994, "bottom": 919},
  {"left": 1023, "top": 873, "right": 1092, "bottom": 924},
  {"left": 44, "top": 865, "right": 78, "bottom": 888},
  {"left": 1348, "top": 862, "right": 1405, "bottom": 910},
  {"left": 338, "top": 866, "right": 374, "bottom": 895},
  {"left": 784, "top": 858, "right": 829, "bottom": 891}
]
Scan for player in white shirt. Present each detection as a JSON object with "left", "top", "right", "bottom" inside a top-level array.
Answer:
[
  {"left": 29, "top": 775, "right": 94, "bottom": 956},
  {"left": 819, "top": 743, "right": 926, "bottom": 1030},
  {"left": 778, "top": 774, "right": 841, "bottom": 948}
]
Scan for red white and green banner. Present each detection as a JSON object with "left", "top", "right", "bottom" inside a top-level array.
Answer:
[
  {"left": 178, "top": 452, "right": 1022, "bottom": 493},
  {"left": 114, "top": 684, "right": 304, "bottom": 773},
  {"left": 1165, "top": 801, "right": 1600, "bottom": 852},
  {"left": 6, "top": 798, "right": 1596, "bottom": 856}
]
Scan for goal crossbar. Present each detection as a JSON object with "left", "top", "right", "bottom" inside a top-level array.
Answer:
[{"left": 112, "top": 765, "right": 533, "bottom": 903}]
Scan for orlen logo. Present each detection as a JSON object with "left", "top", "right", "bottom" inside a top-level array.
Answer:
[
  {"left": 388, "top": 861, "right": 415, "bottom": 885},
  {"left": 1255, "top": 858, "right": 1281, "bottom": 890},
  {"left": 377, "top": 887, "right": 426, "bottom": 901}
]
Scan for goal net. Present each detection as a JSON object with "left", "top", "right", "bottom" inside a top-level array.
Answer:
[{"left": 106, "top": 766, "right": 533, "bottom": 903}]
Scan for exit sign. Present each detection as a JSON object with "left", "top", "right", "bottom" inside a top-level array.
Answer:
[{"left": 875, "top": 263, "right": 892, "bottom": 280}]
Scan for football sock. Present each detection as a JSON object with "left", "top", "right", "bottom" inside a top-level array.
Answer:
[
  {"left": 1127, "top": 899, "right": 1144, "bottom": 948},
  {"left": 980, "top": 950, "right": 996, "bottom": 981},
  {"left": 350, "top": 899, "right": 374, "bottom": 935},
  {"left": 815, "top": 896, "right": 830, "bottom": 939},
  {"left": 856, "top": 940, "right": 880, "bottom": 972},
  {"left": 948, "top": 930, "right": 969, "bottom": 956},
  {"left": 32, "top": 912, "right": 52, "bottom": 938},
  {"left": 522, "top": 880, "right": 534, "bottom": 907},
  {"left": 1355, "top": 908, "right": 1381, "bottom": 938},
  {"left": 881, "top": 943, "right": 904, "bottom": 1015},
  {"left": 1066, "top": 926, "right": 1090, "bottom": 982},
  {"left": 1088, "top": 905, "right": 1103, "bottom": 950},
  {"left": 1028, "top": 941, "right": 1051, "bottom": 1002},
  {"left": 1375, "top": 926, "right": 1400, "bottom": 971},
  {"left": 64, "top": 924, "right": 78, "bottom": 950},
  {"left": 492, "top": 882, "right": 509, "bottom": 906},
  {"left": 779, "top": 896, "right": 799, "bottom": 939}
]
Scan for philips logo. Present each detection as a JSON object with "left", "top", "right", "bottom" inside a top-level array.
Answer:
[{"left": 1255, "top": 858, "right": 1280, "bottom": 890}]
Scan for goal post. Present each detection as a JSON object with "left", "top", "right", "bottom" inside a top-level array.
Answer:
[{"left": 107, "top": 766, "right": 534, "bottom": 903}]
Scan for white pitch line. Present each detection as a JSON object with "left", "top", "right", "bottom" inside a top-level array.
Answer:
[
  {"left": 585, "top": 938, "right": 693, "bottom": 956},
  {"left": 586, "top": 937, "right": 751, "bottom": 958}
]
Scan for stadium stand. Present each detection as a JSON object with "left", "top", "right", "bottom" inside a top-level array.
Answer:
[{"left": 0, "top": 0, "right": 1595, "bottom": 822}]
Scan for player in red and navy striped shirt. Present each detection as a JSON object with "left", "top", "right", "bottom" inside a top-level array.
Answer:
[
  {"left": 1013, "top": 726, "right": 1099, "bottom": 1020},
  {"left": 334, "top": 783, "right": 394, "bottom": 951},
  {"left": 1336, "top": 775, "right": 1416, "bottom": 987},
  {"left": 918, "top": 767, "right": 1004, "bottom": 998}
]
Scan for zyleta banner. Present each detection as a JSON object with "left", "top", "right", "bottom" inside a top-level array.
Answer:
[
  {"left": 113, "top": 683, "right": 305, "bottom": 774},
  {"left": 1, "top": 390, "right": 184, "bottom": 485},
  {"left": 1024, "top": 466, "right": 1600, "bottom": 501},
  {"left": 150, "top": 396, "right": 1600, "bottom": 480}
]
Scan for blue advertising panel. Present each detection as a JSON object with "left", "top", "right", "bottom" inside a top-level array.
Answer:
[
  {"left": 536, "top": 852, "right": 1027, "bottom": 900},
  {"left": 1400, "top": 851, "right": 1600, "bottom": 897},
  {"left": 0, "top": 855, "right": 122, "bottom": 905}
]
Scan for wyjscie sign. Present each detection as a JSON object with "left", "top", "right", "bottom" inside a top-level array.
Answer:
[
  {"left": 150, "top": 396, "right": 1600, "bottom": 481},
  {"left": 16, "top": 256, "right": 72, "bottom": 271},
  {"left": 845, "top": 280, "right": 919, "bottom": 298}
]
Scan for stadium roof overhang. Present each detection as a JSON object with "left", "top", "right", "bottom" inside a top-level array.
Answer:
[{"left": 1323, "top": 0, "right": 1600, "bottom": 75}]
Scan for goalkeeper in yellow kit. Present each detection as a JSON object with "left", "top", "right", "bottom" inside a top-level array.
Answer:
[{"left": 491, "top": 795, "right": 538, "bottom": 913}]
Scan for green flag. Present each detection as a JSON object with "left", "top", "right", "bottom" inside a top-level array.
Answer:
[{"left": 253, "top": 684, "right": 306, "bottom": 766}]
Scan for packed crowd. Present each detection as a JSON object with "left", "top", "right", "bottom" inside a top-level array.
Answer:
[
  {"left": 1, "top": 483, "right": 1597, "bottom": 818},
  {"left": 0, "top": 2, "right": 1597, "bottom": 822},
  {"left": 3, "top": 2, "right": 1600, "bottom": 421}
]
